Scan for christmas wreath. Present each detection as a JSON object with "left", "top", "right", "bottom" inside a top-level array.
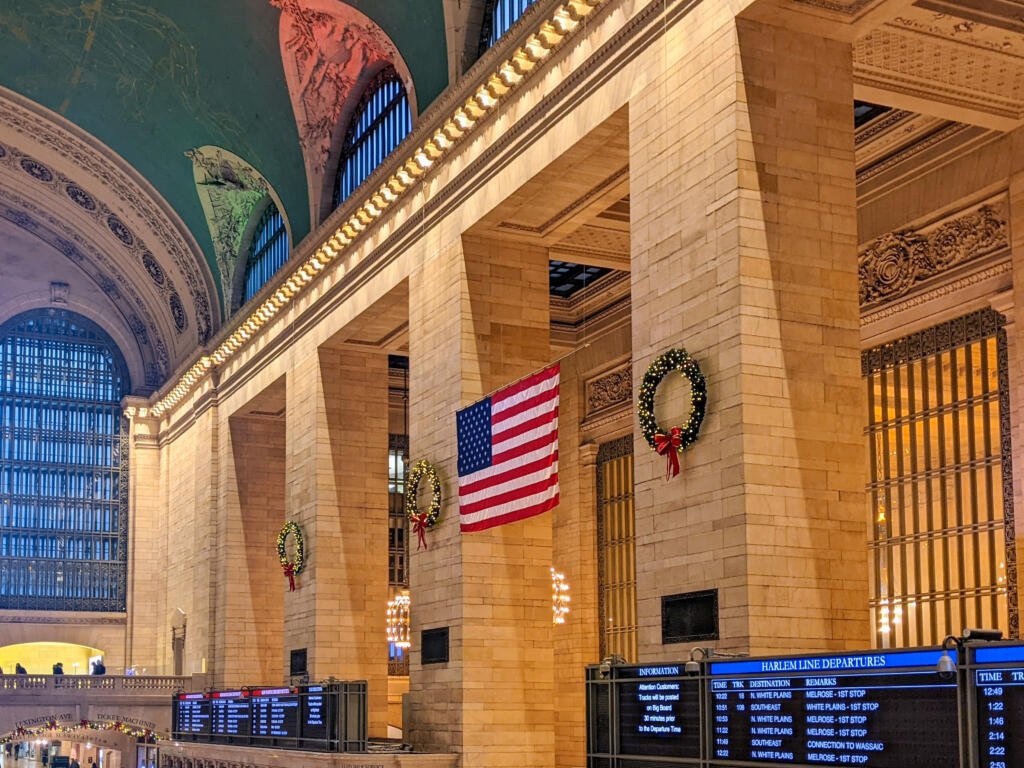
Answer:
[
  {"left": 277, "top": 521, "right": 305, "bottom": 591},
  {"left": 405, "top": 459, "right": 442, "bottom": 550},
  {"left": 638, "top": 348, "right": 707, "bottom": 479}
]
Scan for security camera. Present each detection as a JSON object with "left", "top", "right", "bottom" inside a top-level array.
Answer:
[
  {"left": 936, "top": 651, "right": 957, "bottom": 676},
  {"left": 598, "top": 661, "right": 611, "bottom": 679},
  {"left": 684, "top": 659, "right": 701, "bottom": 675},
  {"left": 962, "top": 628, "right": 1003, "bottom": 641}
]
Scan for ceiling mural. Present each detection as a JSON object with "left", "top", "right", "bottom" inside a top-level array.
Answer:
[
  {"left": 187, "top": 146, "right": 278, "bottom": 311},
  {"left": 272, "top": 0, "right": 415, "bottom": 215}
]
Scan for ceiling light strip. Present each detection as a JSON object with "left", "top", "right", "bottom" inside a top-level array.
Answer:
[{"left": 149, "top": 0, "right": 602, "bottom": 419}]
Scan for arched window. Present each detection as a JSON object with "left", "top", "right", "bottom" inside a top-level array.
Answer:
[
  {"left": 480, "top": 0, "right": 538, "bottom": 54},
  {"left": 333, "top": 69, "right": 412, "bottom": 208},
  {"left": 0, "top": 310, "right": 129, "bottom": 611},
  {"left": 243, "top": 202, "right": 289, "bottom": 303}
]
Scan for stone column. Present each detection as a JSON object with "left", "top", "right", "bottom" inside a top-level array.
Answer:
[
  {"left": 629, "top": 14, "right": 867, "bottom": 655},
  {"left": 285, "top": 346, "right": 390, "bottom": 736},
  {"left": 406, "top": 235, "right": 555, "bottom": 768},
  {"left": 124, "top": 401, "right": 161, "bottom": 669}
]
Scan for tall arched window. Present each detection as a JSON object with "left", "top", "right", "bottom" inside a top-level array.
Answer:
[
  {"left": 0, "top": 310, "right": 129, "bottom": 611},
  {"left": 243, "top": 202, "right": 289, "bottom": 303},
  {"left": 333, "top": 68, "right": 412, "bottom": 208},
  {"left": 479, "top": 0, "right": 538, "bottom": 55}
]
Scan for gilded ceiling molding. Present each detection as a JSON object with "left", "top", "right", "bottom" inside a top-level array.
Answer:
[
  {"left": 0, "top": 86, "right": 219, "bottom": 348},
  {"left": 149, "top": 0, "right": 603, "bottom": 419},
  {"left": 186, "top": 146, "right": 282, "bottom": 311},
  {"left": 272, "top": 0, "right": 415, "bottom": 209},
  {"left": 859, "top": 200, "right": 1009, "bottom": 306}
]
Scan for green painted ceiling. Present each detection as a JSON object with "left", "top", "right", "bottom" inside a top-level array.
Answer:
[{"left": 0, "top": 0, "right": 448, "bottom": 313}]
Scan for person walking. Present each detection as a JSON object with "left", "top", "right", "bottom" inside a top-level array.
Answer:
[
  {"left": 14, "top": 663, "right": 26, "bottom": 674},
  {"left": 52, "top": 661, "right": 63, "bottom": 675}
]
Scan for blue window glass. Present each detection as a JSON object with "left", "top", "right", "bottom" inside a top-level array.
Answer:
[
  {"left": 0, "top": 310, "right": 129, "bottom": 611},
  {"left": 244, "top": 202, "right": 289, "bottom": 303},
  {"left": 481, "top": 0, "right": 538, "bottom": 53},
  {"left": 333, "top": 69, "right": 412, "bottom": 208}
]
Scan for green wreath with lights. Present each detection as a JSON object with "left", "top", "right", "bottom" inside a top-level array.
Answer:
[
  {"left": 277, "top": 521, "right": 305, "bottom": 591},
  {"left": 638, "top": 348, "right": 707, "bottom": 479},
  {"left": 405, "top": 459, "right": 442, "bottom": 549}
]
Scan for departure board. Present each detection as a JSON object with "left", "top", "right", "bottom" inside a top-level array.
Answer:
[
  {"left": 973, "top": 645, "right": 1024, "bottom": 768},
  {"left": 300, "top": 686, "right": 331, "bottom": 745},
  {"left": 708, "top": 650, "right": 958, "bottom": 767},
  {"left": 171, "top": 682, "right": 363, "bottom": 752},
  {"left": 251, "top": 687, "right": 301, "bottom": 740},
  {"left": 210, "top": 690, "right": 251, "bottom": 741},
  {"left": 616, "top": 665, "right": 701, "bottom": 759},
  {"left": 174, "top": 693, "right": 212, "bottom": 737}
]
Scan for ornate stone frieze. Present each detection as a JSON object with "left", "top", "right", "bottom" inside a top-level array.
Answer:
[
  {"left": 586, "top": 365, "right": 632, "bottom": 417},
  {"left": 187, "top": 146, "right": 273, "bottom": 310},
  {"left": 859, "top": 202, "right": 1008, "bottom": 306},
  {"left": 272, "top": 0, "right": 412, "bottom": 213}
]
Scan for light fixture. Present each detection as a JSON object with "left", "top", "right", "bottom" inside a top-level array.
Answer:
[
  {"left": 386, "top": 593, "right": 411, "bottom": 649},
  {"left": 551, "top": 568, "right": 570, "bottom": 624},
  {"left": 962, "top": 627, "right": 1003, "bottom": 641}
]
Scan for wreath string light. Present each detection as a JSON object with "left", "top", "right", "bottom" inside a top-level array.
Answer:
[
  {"left": 276, "top": 521, "right": 305, "bottom": 591},
  {"left": 638, "top": 348, "right": 707, "bottom": 480},
  {"left": 405, "top": 460, "right": 442, "bottom": 550}
]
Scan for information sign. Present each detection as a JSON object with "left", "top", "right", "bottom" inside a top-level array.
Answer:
[
  {"left": 210, "top": 690, "right": 251, "bottom": 740},
  {"left": 174, "top": 693, "right": 211, "bottom": 738},
  {"left": 615, "top": 665, "right": 701, "bottom": 759},
  {"left": 251, "top": 687, "right": 301, "bottom": 740},
  {"left": 707, "top": 650, "right": 958, "bottom": 767},
  {"left": 974, "top": 645, "right": 1024, "bottom": 768}
]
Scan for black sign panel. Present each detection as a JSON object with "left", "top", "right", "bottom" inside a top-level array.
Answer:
[
  {"left": 707, "top": 650, "right": 958, "bottom": 768},
  {"left": 251, "top": 688, "right": 301, "bottom": 740},
  {"left": 174, "top": 694, "right": 211, "bottom": 738},
  {"left": 171, "top": 683, "right": 360, "bottom": 752},
  {"left": 974, "top": 645, "right": 1024, "bottom": 768},
  {"left": 210, "top": 691, "right": 251, "bottom": 740},
  {"left": 615, "top": 666, "right": 701, "bottom": 759},
  {"left": 300, "top": 685, "right": 331, "bottom": 745}
]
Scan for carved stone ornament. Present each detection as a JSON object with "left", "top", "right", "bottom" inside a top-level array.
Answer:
[
  {"left": 271, "top": 0, "right": 412, "bottom": 202},
  {"left": 587, "top": 366, "right": 632, "bottom": 415},
  {"left": 859, "top": 203, "right": 1008, "bottom": 306}
]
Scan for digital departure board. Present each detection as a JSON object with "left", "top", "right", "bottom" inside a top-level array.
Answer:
[
  {"left": 171, "top": 682, "right": 365, "bottom": 752},
  {"left": 973, "top": 645, "right": 1024, "bottom": 768},
  {"left": 616, "top": 665, "right": 701, "bottom": 759},
  {"left": 174, "top": 693, "right": 211, "bottom": 737},
  {"left": 210, "top": 690, "right": 251, "bottom": 741},
  {"left": 707, "top": 649, "right": 958, "bottom": 768}
]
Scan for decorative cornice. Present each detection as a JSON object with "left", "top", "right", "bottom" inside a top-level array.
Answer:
[
  {"left": 147, "top": 0, "right": 605, "bottom": 419},
  {"left": 859, "top": 200, "right": 1008, "bottom": 306},
  {"left": 856, "top": 121, "right": 971, "bottom": 185},
  {"left": 0, "top": 614, "right": 127, "bottom": 625}
]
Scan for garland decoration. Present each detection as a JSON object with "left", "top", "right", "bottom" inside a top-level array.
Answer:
[
  {"left": 276, "top": 521, "right": 305, "bottom": 591},
  {"left": 638, "top": 348, "right": 707, "bottom": 480},
  {"left": 405, "top": 460, "right": 442, "bottom": 550},
  {"left": 1, "top": 719, "right": 158, "bottom": 744}
]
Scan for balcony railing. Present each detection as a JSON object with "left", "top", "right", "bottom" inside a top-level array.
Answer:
[{"left": 0, "top": 674, "right": 189, "bottom": 692}]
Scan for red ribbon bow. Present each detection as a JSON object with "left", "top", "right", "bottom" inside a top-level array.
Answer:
[
  {"left": 282, "top": 562, "right": 296, "bottom": 591},
  {"left": 654, "top": 427, "right": 682, "bottom": 480},
  {"left": 410, "top": 512, "right": 430, "bottom": 550}
]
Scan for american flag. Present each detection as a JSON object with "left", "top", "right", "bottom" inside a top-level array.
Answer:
[{"left": 456, "top": 364, "right": 560, "bottom": 532}]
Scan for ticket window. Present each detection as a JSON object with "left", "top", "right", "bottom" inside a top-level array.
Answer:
[{"left": 135, "top": 746, "right": 157, "bottom": 768}]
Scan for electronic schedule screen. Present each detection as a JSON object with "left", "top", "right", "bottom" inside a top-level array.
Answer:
[
  {"left": 171, "top": 682, "right": 362, "bottom": 752},
  {"left": 210, "top": 690, "right": 251, "bottom": 741},
  {"left": 707, "top": 649, "right": 959, "bottom": 768},
  {"left": 616, "top": 665, "right": 701, "bottom": 759},
  {"left": 972, "top": 645, "right": 1024, "bottom": 768},
  {"left": 173, "top": 693, "right": 212, "bottom": 737}
]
